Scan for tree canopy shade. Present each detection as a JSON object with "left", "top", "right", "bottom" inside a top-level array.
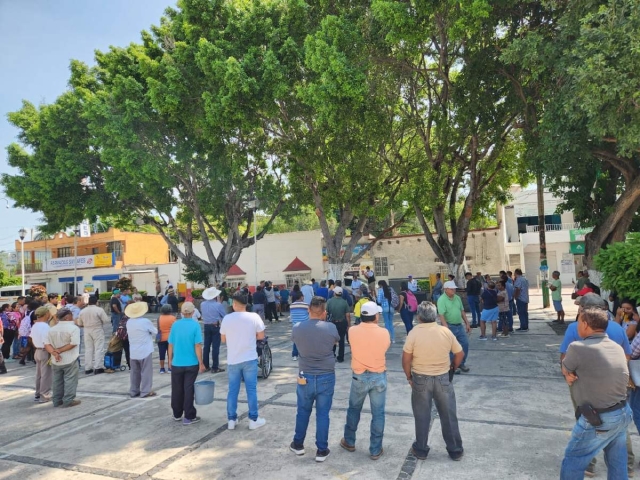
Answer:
[
  {"left": 3, "top": 1, "right": 289, "bottom": 283},
  {"left": 370, "top": 0, "right": 527, "bottom": 282},
  {"left": 502, "top": 0, "right": 640, "bottom": 267}
]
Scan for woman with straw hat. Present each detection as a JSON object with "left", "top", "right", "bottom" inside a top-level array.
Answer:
[{"left": 125, "top": 299, "right": 158, "bottom": 398}]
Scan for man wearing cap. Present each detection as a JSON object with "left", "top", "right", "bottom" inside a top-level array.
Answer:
[
  {"left": 301, "top": 280, "right": 315, "bottom": 305},
  {"left": 561, "top": 306, "right": 632, "bottom": 479},
  {"left": 77, "top": 295, "right": 110, "bottom": 375},
  {"left": 290, "top": 296, "right": 340, "bottom": 462},
  {"left": 201, "top": 287, "right": 227, "bottom": 374},
  {"left": 403, "top": 302, "right": 465, "bottom": 461},
  {"left": 559, "top": 293, "right": 634, "bottom": 477},
  {"left": 326, "top": 286, "right": 351, "bottom": 363},
  {"left": 109, "top": 289, "right": 123, "bottom": 333},
  {"left": 221, "top": 291, "right": 267, "bottom": 431},
  {"left": 437, "top": 281, "right": 470, "bottom": 373},
  {"left": 125, "top": 301, "right": 158, "bottom": 398},
  {"left": 166, "top": 288, "right": 179, "bottom": 314},
  {"left": 340, "top": 301, "right": 390, "bottom": 460},
  {"left": 30, "top": 306, "right": 53, "bottom": 403},
  {"left": 45, "top": 308, "right": 81, "bottom": 407},
  {"left": 408, "top": 275, "right": 419, "bottom": 293}
]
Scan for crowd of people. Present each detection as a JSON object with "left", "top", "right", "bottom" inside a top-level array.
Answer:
[{"left": 2, "top": 268, "right": 640, "bottom": 478}]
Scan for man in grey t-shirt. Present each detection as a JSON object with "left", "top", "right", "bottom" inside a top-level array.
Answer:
[{"left": 290, "top": 296, "right": 339, "bottom": 463}]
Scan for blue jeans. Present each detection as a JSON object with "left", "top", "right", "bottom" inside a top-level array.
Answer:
[
  {"left": 344, "top": 371, "right": 387, "bottom": 455},
  {"left": 448, "top": 324, "right": 469, "bottom": 367},
  {"left": 400, "top": 308, "right": 414, "bottom": 334},
  {"left": 561, "top": 405, "right": 632, "bottom": 480},
  {"left": 511, "top": 298, "right": 517, "bottom": 316},
  {"left": 432, "top": 293, "right": 441, "bottom": 303},
  {"left": 467, "top": 295, "right": 480, "bottom": 325},
  {"left": 382, "top": 308, "right": 394, "bottom": 342},
  {"left": 12, "top": 335, "right": 20, "bottom": 356},
  {"left": 294, "top": 372, "right": 335, "bottom": 451},
  {"left": 292, "top": 343, "right": 299, "bottom": 357},
  {"left": 630, "top": 388, "right": 640, "bottom": 436},
  {"left": 203, "top": 324, "right": 221, "bottom": 370},
  {"left": 227, "top": 360, "right": 259, "bottom": 421},
  {"left": 516, "top": 299, "right": 529, "bottom": 329},
  {"left": 111, "top": 313, "right": 121, "bottom": 333}
]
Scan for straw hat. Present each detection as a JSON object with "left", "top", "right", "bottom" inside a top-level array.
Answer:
[
  {"left": 125, "top": 302, "right": 149, "bottom": 319},
  {"left": 202, "top": 287, "right": 222, "bottom": 300}
]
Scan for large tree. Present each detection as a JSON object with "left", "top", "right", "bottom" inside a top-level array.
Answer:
[
  {"left": 3, "top": 1, "right": 289, "bottom": 283},
  {"left": 371, "top": 0, "right": 525, "bottom": 282}
]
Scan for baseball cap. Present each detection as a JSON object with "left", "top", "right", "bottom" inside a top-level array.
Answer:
[
  {"left": 443, "top": 281, "right": 457, "bottom": 289},
  {"left": 35, "top": 306, "right": 50, "bottom": 317},
  {"left": 360, "top": 301, "right": 382, "bottom": 316},
  {"left": 333, "top": 286, "right": 343, "bottom": 295},
  {"left": 112, "top": 289, "right": 121, "bottom": 294}
]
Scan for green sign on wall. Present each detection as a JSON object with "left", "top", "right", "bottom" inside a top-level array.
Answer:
[{"left": 570, "top": 242, "right": 586, "bottom": 254}]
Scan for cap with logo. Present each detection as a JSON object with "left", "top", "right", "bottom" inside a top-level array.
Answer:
[{"left": 360, "top": 301, "right": 382, "bottom": 316}]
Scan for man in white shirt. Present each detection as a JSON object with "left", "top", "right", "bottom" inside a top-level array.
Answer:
[
  {"left": 351, "top": 274, "right": 363, "bottom": 300},
  {"left": 301, "top": 280, "right": 315, "bottom": 305},
  {"left": 45, "top": 308, "right": 81, "bottom": 407},
  {"left": 221, "top": 291, "right": 266, "bottom": 431},
  {"left": 125, "top": 302, "right": 158, "bottom": 398},
  {"left": 408, "top": 275, "right": 419, "bottom": 293},
  {"left": 77, "top": 296, "right": 110, "bottom": 375},
  {"left": 30, "top": 306, "right": 53, "bottom": 403}
]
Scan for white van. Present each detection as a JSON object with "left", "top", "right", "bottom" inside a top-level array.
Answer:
[{"left": 0, "top": 285, "right": 23, "bottom": 305}]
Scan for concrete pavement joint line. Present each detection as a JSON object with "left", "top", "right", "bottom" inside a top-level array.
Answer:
[
  {"left": 0, "top": 399, "right": 131, "bottom": 449},
  {"left": 138, "top": 391, "right": 288, "bottom": 479},
  {"left": 0, "top": 454, "right": 130, "bottom": 479}
]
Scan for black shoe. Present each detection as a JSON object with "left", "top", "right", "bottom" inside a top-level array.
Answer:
[
  {"left": 94, "top": 368, "right": 105, "bottom": 375},
  {"left": 411, "top": 446, "right": 428, "bottom": 460},
  {"left": 315, "top": 449, "right": 331, "bottom": 462},
  {"left": 290, "top": 442, "right": 305, "bottom": 456},
  {"left": 19, "top": 360, "right": 26, "bottom": 365},
  {"left": 470, "top": 324, "right": 478, "bottom": 328},
  {"left": 449, "top": 451, "right": 464, "bottom": 461},
  {"left": 515, "top": 328, "right": 529, "bottom": 332},
  {"left": 85, "top": 369, "right": 94, "bottom": 375}
]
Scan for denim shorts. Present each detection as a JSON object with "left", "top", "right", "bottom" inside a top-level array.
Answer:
[
  {"left": 480, "top": 307, "right": 499, "bottom": 322},
  {"left": 553, "top": 300, "right": 563, "bottom": 312}
]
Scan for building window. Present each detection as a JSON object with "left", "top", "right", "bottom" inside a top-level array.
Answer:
[
  {"left": 92, "top": 247, "right": 99, "bottom": 254},
  {"left": 285, "top": 273, "right": 310, "bottom": 289},
  {"left": 374, "top": 257, "right": 389, "bottom": 277},
  {"left": 106, "top": 280, "right": 119, "bottom": 292},
  {"left": 57, "top": 247, "right": 72, "bottom": 258},
  {"left": 168, "top": 249, "right": 178, "bottom": 263},
  {"left": 107, "top": 241, "right": 123, "bottom": 261}
]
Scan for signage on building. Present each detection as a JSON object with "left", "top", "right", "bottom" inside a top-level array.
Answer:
[
  {"left": 569, "top": 228, "right": 593, "bottom": 242},
  {"left": 45, "top": 253, "right": 115, "bottom": 271},
  {"left": 79, "top": 220, "right": 91, "bottom": 238},
  {"left": 570, "top": 242, "right": 586, "bottom": 254}
]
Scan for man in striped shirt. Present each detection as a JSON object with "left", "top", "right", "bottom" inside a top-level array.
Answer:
[{"left": 290, "top": 291, "right": 309, "bottom": 361}]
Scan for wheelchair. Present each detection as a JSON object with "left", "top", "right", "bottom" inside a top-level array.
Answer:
[{"left": 256, "top": 336, "right": 273, "bottom": 379}]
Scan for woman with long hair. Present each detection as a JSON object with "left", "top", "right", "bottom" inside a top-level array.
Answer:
[
  {"left": 377, "top": 280, "right": 395, "bottom": 343},
  {"left": 398, "top": 281, "right": 415, "bottom": 334}
]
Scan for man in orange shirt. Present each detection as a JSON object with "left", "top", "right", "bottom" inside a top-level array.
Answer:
[{"left": 340, "top": 301, "right": 390, "bottom": 460}]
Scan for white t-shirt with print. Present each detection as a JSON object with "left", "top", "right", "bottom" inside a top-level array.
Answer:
[{"left": 220, "top": 311, "right": 265, "bottom": 365}]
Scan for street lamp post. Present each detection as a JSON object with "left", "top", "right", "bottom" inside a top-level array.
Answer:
[{"left": 19, "top": 228, "right": 26, "bottom": 296}]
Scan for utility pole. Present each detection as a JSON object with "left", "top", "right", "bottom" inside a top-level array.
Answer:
[{"left": 537, "top": 172, "right": 550, "bottom": 308}]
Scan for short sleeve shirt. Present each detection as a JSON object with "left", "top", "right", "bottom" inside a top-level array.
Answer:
[
  {"left": 437, "top": 294, "right": 464, "bottom": 325},
  {"left": 30, "top": 322, "right": 50, "bottom": 348},
  {"left": 327, "top": 297, "right": 350, "bottom": 322},
  {"left": 220, "top": 312, "right": 265, "bottom": 365},
  {"left": 110, "top": 297, "right": 121, "bottom": 313},
  {"left": 551, "top": 279, "right": 562, "bottom": 301},
  {"left": 168, "top": 318, "right": 203, "bottom": 367},
  {"left": 404, "top": 323, "right": 462, "bottom": 376},
  {"left": 46, "top": 321, "right": 80, "bottom": 366},
  {"left": 292, "top": 319, "right": 339, "bottom": 375},
  {"left": 481, "top": 289, "right": 498, "bottom": 309},
  {"left": 559, "top": 320, "right": 631, "bottom": 355},
  {"left": 514, "top": 276, "right": 530, "bottom": 303},
  {"left": 497, "top": 290, "right": 509, "bottom": 312},
  {"left": 349, "top": 323, "right": 390, "bottom": 373}
]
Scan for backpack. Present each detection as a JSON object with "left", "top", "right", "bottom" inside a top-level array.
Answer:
[
  {"left": 405, "top": 290, "right": 418, "bottom": 313},
  {"left": 390, "top": 289, "right": 400, "bottom": 309}
]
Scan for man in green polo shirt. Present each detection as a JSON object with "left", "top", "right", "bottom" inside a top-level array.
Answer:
[{"left": 437, "top": 281, "right": 470, "bottom": 373}]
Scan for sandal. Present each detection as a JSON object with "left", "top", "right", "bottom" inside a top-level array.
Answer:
[{"left": 142, "top": 391, "right": 157, "bottom": 398}]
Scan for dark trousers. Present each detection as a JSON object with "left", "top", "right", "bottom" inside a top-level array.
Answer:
[
  {"left": 332, "top": 321, "right": 348, "bottom": 362},
  {"left": 203, "top": 324, "right": 221, "bottom": 370},
  {"left": 266, "top": 302, "right": 278, "bottom": 322},
  {"left": 2, "top": 329, "right": 16, "bottom": 359},
  {"left": 516, "top": 299, "right": 529, "bottom": 329},
  {"left": 122, "top": 339, "right": 130, "bottom": 367},
  {"left": 171, "top": 365, "right": 199, "bottom": 420}
]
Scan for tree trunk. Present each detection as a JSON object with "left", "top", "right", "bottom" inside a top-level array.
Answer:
[
  {"left": 327, "top": 262, "right": 350, "bottom": 282},
  {"left": 537, "top": 172, "right": 549, "bottom": 307}
]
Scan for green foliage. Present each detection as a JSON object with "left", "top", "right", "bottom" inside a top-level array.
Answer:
[
  {"left": 594, "top": 233, "right": 640, "bottom": 302},
  {"left": 417, "top": 279, "right": 430, "bottom": 292},
  {"left": 191, "top": 289, "right": 204, "bottom": 299},
  {"left": 184, "top": 262, "right": 213, "bottom": 288},
  {"left": 29, "top": 284, "right": 47, "bottom": 297},
  {"left": 114, "top": 277, "right": 132, "bottom": 291},
  {"left": 0, "top": 261, "right": 21, "bottom": 288},
  {"left": 99, "top": 292, "right": 113, "bottom": 301}
]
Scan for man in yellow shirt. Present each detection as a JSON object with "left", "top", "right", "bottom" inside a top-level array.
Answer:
[
  {"left": 403, "top": 301, "right": 465, "bottom": 462},
  {"left": 340, "top": 301, "right": 390, "bottom": 460}
]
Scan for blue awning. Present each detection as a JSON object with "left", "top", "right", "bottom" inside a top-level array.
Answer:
[
  {"left": 92, "top": 274, "right": 120, "bottom": 281},
  {"left": 59, "top": 276, "right": 83, "bottom": 282}
]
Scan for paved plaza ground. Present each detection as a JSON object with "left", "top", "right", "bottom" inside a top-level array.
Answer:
[{"left": 1, "top": 288, "right": 635, "bottom": 479}]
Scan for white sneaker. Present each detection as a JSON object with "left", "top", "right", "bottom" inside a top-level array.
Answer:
[
  {"left": 249, "top": 417, "right": 266, "bottom": 430},
  {"left": 292, "top": 356, "right": 298, "bottom": 361},
  {"left": 228, "top": 420, "right": 237, "bottom": 430}
]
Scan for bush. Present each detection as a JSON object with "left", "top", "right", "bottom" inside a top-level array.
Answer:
[
  {"left": 192, "top": 289, "right": 204, "bottom": 299},
  {"left": 29, "top": 284, "right": 47, "bottom": 297},
  {"left": 99, "top": 292, "right": 112, "bottom": 301},
  {"left": 114, "top": 277, "right": 132, "bottom": 291},
  {"left": 594, "top": 233, "right": 640, "bottom": 302},
  {"left": 138, "top": 290, "right": 147, "bottom": 296},
  {"left": 417, "top": 279, "right": 430, "bottom": 291}
]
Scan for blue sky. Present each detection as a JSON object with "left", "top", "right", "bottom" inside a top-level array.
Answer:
[{"left": 0, "top": 0, "right": 174, "bottom": 252}]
